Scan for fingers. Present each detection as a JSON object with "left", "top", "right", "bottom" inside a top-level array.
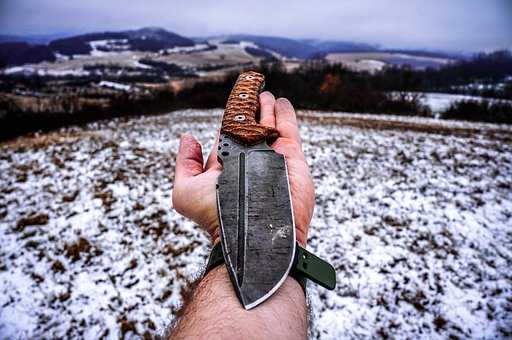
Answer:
[
  {"left": 205, "top": 139, "right": 221, "bottom": 171},
  {"left": 259, "top": 91, "right": 276, "bottom": 128},
  {"left": 272, "top": 138, "right": 306, "bottom": 162},
  {"left": 275, "top": 97, "right": 301, "bottom": 145},
  {"left": 205, "top": 131, "right": 221, "bottom": 171},
  {"left": 175, "top": 134, "right": 204, "bottom": 180}
]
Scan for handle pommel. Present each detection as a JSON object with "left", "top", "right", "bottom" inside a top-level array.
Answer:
[{"left": 220, "top": 71, "right": 278, "bottom": 145}]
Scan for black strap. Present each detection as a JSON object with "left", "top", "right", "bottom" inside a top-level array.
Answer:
[{"left": 204, "top": 242, "right": 225, "bottom": 275}]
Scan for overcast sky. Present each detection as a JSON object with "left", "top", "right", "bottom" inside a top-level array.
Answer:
[{"left": 0, "top": 0, "right": 510, "bottom": 52}]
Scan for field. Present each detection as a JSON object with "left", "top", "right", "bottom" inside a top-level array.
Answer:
[
  {"left": 325, "top": 52, "right": 452, "bottom": 72},
  {"left": 1, "top": 110, "right": 511, "bottom": 339},
  {"left": 1, "top": 39, "right": 264, "bottom": 78}
]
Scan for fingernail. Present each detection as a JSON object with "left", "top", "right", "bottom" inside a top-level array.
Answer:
[
  {"left": 276, "top": 97, "right": 291, "bottom": 105},
  {"left": 260, "top": 91, "right": 275, "bottom": 99}
]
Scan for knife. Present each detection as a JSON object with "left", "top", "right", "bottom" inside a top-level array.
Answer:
[{"left": 216, "top": 71, "right": 335, "bottom": 310}]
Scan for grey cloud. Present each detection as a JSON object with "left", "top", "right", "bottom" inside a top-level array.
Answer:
[{"left": 0, "top": 0, "right": 510, "bottom": 52}]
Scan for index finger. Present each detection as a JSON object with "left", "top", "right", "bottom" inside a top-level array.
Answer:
[
  {"left": 205, "top": 131, "right": 221, "bottom": 171},
  {"left": 259, "top": 91, "right": 276, "bottom": 128},
  {"left": 275, "top": 97, "right": 301, "bottom": 145}
]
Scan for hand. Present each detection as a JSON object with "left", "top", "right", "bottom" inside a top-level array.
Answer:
[{"left": 172, "top": 92, "right": 315, "bottom": 245}]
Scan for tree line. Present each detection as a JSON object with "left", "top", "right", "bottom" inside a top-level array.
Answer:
[{"left": 1, "top": 50, "right": 512, "bottom": 140}]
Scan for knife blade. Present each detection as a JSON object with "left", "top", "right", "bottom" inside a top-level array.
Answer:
[{"left": 216, "top": 71, "right": 296, "bottom": 309}]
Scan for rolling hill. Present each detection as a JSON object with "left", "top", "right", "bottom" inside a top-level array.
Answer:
[
  {"left": 0, "top": 27, "right": 196, "bottom": 66},
  {"left": 0, "top": 27, "right": 464, "bottom": 68}
]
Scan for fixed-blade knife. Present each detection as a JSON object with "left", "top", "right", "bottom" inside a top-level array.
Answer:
[{"left": 215, "top": 71, "right": 335, "bottom": 310}]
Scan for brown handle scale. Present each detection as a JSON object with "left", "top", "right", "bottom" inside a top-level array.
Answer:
[{"left": 221, "top": 71, "right": 279, "bottom": 145}]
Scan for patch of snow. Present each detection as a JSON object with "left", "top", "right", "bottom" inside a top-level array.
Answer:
[
  {"left": 97, "top": 80, "right": 132, "bottom": 91},
  {"left": 54, "top": 53, "right": 70, "bottom": 62},
  {"left": 132, "top": 60, "right": 153, "bottom": 69},
  {"left": 89, "top": 39, "right": 130, "bottom": 56},
  {"left": 239, "top": 41, "right": 260, "bottom": 50},
  {"left": 2, "top": 66, "right": 90, "bottom": 77},
  {"left": 164, "top": 44, "right": 209, "bottom": 54},
  {"left": 43, "top": 68, "right": 90, "bottom": 77},
  {"left": 418, "top": 92, "right": 495, "bottom": 113},
  {"left": 2, "top": 66, "right": 35, "bottom": 75}
]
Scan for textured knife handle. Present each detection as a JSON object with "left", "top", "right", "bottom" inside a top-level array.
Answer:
[{"left": 221, "top": 71, "right": 279, "bottom": 145}]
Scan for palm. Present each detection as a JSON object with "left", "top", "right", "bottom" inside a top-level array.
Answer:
[{"left": 173, "top": 93, "right": 314, "bottom": 245}]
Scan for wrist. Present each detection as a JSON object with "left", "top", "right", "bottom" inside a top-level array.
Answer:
[
  {"left": 203, "top": 264, "right": 305, "bottom": 304},
  {"left": 209, "top": 226, "right": 307, "bottom": 247},
  {"left": 204, "top": 241, "right": 308, "bottom": 297}
]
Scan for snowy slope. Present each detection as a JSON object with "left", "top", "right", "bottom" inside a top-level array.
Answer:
[
  {"left": 415, "top": 92, "right": 512, "bottom": 114},
  {"left": 0, "top": 110, "right": 511, "bottom": 339}
]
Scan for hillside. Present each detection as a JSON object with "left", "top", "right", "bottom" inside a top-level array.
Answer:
[
  {"left": 0, "top": 27, "right": 196, "bottom": 66},
  {"left": 222, "top": 35, "right": 378, "bottom": 59},
  {"left": 0, "top": 110, "right": 511, "bottom": 339},
  {"left": 0, "top": 27, "right": 462, "bottom": 69}
]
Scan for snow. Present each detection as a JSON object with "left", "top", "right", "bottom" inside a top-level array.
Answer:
[
  {"left": 2, "top": 66, "right": 33, "bottom": 75},
  {"left": 1, "top": 66, "right": 90, "bottom": 77},
  {"left": 164, "top": 44, "right": 209, "bottom": 54},
  {"left": 1, "top": 109, "right": 511, "bottom": 339},
  {"left": 388, "top": 92, "right": 512, "bottom": 115},
  {"left": 132, "top": 60, "right": 153, "bottom": 69},
  {"left": 98, "top": 81, "right": 132, "bottom": 91},
  {"left": 360, "top": 59, "right": 387, "bottom": 68},
  {"left": 239, "top": 41, "right": 260, "bottom": 49},
  {"left": 416, "top": 92, "right": 512, "bottom": 113},
  {"left": 89, "top": 39, "right": 130, "bottom": 56}
]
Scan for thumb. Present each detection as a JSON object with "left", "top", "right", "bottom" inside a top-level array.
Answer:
[{"left": 175, "top": 133, "right": 204, "bottom": 180}]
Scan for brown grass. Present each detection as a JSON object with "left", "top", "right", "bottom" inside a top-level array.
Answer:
[
  {"left": 15, "top": 213, "right": 49, "bottom": 232},
  {"left": 64, "top": 237, "right": 92, "bottom": 262},
  {"left": 299, "top": 114, "right": 512, "bottom": 141}
]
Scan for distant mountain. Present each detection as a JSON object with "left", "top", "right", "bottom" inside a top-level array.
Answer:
[
  {"left": 48, "top": 32, "right": 127, "bottom": 55},
  {"left": 221, "top": 35, "right": 378, "bottom": 59},
  {"left": 225, "top": 35, "right": 318, "bottom": 58},
  {"left": 0, "top": 33, "right": 70, "bottom": 44},
  {"left": 0, "top": 27, "right": 467, "bottom": 69},
  {"left": 381, "top": 49, "right": 467, "bottom": 60},
  {"left": 0, "top": 27, "right": 196, "bottom": 66},
  {"left": 49, "top": 27, "right": 195, "bottom": 56},
  {"left": 0, "top": 42, "right": 55, "bottom": 67},
  {"left": 300, "top": 39, "right": 378, "bottom": 54}
]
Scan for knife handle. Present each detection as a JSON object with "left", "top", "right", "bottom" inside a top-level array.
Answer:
[{"left": 221, "top": 71, "right": 279, "bottom": 145}]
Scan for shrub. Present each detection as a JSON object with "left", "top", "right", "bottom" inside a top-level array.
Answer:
[{"left": 441, "top": 100, "right": 512, "bottom": 124}]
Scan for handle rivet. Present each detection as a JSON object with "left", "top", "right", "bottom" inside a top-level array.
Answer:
[
  {"left": 239, "top": 93, "right": 249, "bottom": 99},
  {"left": 245, "top": 75, "right": 254, "bottom": 80},
  {"left": 234, "top": 114, "right": 246, "bottom": 121}
]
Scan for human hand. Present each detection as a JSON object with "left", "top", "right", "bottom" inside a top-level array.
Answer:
[{"left": 172, "top": 92, "right": 315, "bottom": 245}]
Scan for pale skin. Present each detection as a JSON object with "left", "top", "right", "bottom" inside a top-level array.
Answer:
[{"left": 170, "top": 92, "right": 315, "bottom": 339}]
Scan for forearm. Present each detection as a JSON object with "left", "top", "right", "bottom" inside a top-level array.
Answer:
[{"left": 169, "top": 265, "right": 308, "bottom": 339}]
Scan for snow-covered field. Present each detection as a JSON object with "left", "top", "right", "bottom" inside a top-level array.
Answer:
[
  {"left": 325, "top": 52, "right": 452, "bottom": 72},
  {"left": 0, "top": 39, "right": 264, "bottom": 79},
  {"left": 417, "top": 92, "right": 512, "bottom": 114},
  {"left": 0, "top": 110, "right": 511, "bottom": 339}
]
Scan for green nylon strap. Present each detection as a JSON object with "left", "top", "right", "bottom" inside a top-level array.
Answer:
[
  {"left": 205, "top": 242, "right": 336, "bottom": 291},
  {"left": 293, "top": 243, "right": 336, "bottom": 290}
]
